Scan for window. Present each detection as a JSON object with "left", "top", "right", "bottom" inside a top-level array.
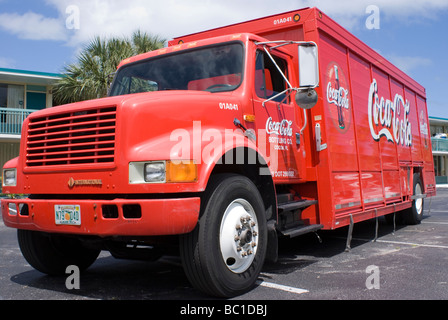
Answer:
[
  {"left": 254, "top": 50, "right": 288, "bottom": 102},
  {"left": 26, "top": 85, "right": 47, "bottom": 110},
  {"left": 0, "top": 84, "right": 24, "bottom": 109},
  {"left": 110, "top": 42, "right": 244, "bottom": 97},
  {"left": 0, "top": 84, "right": 7, "bottom": 108}
]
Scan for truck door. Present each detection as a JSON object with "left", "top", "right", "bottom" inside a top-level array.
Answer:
[{"left": 252, "top": 50, "right": 300, "bottom": 181}]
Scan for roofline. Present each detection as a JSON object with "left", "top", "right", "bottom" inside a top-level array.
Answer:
[
  {"left": 0, "top": 67, "right": 63, "bottom": 79},
  {"left": 170, "top": 7, "right": 311, "bottom": 45},
  {"left": 429, "top": 116, "right": 448, "bottom": 122}
]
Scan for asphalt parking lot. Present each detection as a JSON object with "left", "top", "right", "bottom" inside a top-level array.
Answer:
[{"left": 1, "top": 188, "right": 447, "bottom": 302}]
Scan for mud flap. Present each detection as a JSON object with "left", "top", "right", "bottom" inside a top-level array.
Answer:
[{"left": 266, "top": 220, "right": 278, "bottom": 263}]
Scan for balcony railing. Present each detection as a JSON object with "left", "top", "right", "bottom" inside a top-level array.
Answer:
[
  {"left": 431, "top": 137, "right": 448, "bottom": 153},
  {"left": 0, "top": 107, "right": 38, "bottom": 136}
]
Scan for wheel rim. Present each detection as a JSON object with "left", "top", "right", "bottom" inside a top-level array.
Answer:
[
  {"left": 415, "top": 183, "right": 423, "bottom": 215},
  {"left": 219, "top": 199, "right": 259, "bottom": 273}
]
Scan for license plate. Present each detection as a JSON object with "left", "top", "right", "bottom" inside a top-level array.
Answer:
[{"left": 55, "top": 205, "right": 81, "bottom": 225}]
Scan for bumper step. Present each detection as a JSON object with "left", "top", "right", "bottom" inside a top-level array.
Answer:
[
  {"left": 277, "top": 199, "right": 317, "bottom": 212},
  {"left": 279, "top": 224, "right": 323, "bottom": 238}
]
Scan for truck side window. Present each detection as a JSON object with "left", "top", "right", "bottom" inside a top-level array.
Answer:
[{"left": 255, "top": 50, "right": 288, "bottom": 102}]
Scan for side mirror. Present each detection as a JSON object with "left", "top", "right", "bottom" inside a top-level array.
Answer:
[
  {"left": 296, "top": 43, "right": 319, "bottom": 109},
  {"left": 295, "top": 88, "right": 318, "bottom": 110},
  {"left": 298, "top": 43, "right": 319, "bottom": 88}
]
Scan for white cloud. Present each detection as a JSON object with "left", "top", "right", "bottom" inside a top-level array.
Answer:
[
  {"left": 0, "top": 11, "right": 67, "bottom": 41},
  {"left": 54, "top": 0, "right": 448, "bottom": 44},
  {"left": 1, "top": 0, "right": 448, "bottom": 46},
  {"left": 386, "top": 54, "right": 433, "bottom": 75},
  {"left": 0, "top": 57, "right": 16, "bottom": 69}
]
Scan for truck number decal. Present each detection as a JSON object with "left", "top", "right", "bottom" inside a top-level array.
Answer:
[
  {"left": 274, "top": 17, "right": 292, "bottom": 25},
  {"left": 368, "top": 79, "right": 412, "bottom": 147},
  {"left": 219, "top": 102, "right": 239, "bottom": 110}
]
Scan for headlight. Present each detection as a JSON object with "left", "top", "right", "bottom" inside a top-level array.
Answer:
[
  {"left": 3, "top": 169, "right": 17, "bottom": 187},
  {"left": 144, "top": 162, "right": 166, "bottom": 183},
  {"left": 129, "top": 161, "right": 197, "bottom": 184}
]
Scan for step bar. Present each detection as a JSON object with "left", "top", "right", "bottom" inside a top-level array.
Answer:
[{"left": 279, "top": 224, "right": 324, "bottom": 238}]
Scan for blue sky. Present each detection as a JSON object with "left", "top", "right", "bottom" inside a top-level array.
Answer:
[{"left": 0, "top": 0, "right": 447, "bottom": 117}]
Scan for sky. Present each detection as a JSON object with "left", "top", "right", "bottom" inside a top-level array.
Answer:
[{"left": 0, "top": 0, "right": 447, "bottom": 117}]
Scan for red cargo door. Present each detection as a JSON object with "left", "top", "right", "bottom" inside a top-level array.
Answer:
[
  {"left": 416, "top": 95, "right": 435, "bottom": 192},
  {"left": 320, "top": 33, "right": 361, "bottom": 215},
  {"left": 349, "top": 51, "right": 385, "bottom": 208}
]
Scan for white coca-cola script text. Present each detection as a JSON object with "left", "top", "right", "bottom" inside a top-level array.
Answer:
[
  {"left": 327, "top": 82, "right": 350, "bottom": 110},
  {"left": 266, "top": 117, "right": 293, "bottom": 137},
  {"left": 368, "top": 79, "right": 412, "bottom": 147}
]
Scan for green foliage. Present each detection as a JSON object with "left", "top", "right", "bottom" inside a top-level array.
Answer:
[{"left": 53, "top": 30, "right": 165, "bottom": 105}]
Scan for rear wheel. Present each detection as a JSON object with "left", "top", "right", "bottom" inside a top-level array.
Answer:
[
  {"left": 180, "top": 174, "right": 267, "bottom": 297},
  {"left": 17, "top": 230, "right": 100, "bottom": 275},
  {"left": 403, "top": 174, "right": 425, "bottom": 225}
]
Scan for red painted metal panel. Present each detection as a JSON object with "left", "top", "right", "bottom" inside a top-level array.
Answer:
[
  {"left": 405, "top": 87, "right": 423, "bottom": 163},
  {"left": 361, "top": 172, "right": 384, "bottom": 208},
  {"left": 320, "top": 33, "right": 358, "bottom": 173},
  {"left": 1, "top": 197, "right": 200, "bottom": 236}
]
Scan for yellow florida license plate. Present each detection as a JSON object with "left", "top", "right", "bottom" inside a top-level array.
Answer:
[{"left": 55, "top": 205, "right": 81, "bottom": 225}]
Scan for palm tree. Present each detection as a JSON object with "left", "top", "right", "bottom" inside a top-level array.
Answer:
[{"left": 53, "top": 30, "right": 165, "bottom": 105}]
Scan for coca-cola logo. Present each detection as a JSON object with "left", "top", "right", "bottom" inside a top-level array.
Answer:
[
  {"left": 419, "top": 110, "right": 429, "bottom": 149},
  {"left": 368, "top": 79, "right": 412, "bottom": 147},
  {"left": 325, "top": 63, "right": 351, "bottom": 132},
  {"left": 327, "top": 82, "right": 350, "bottom": 110},
  {"left": 266, "top": 117, "right": 293, "bottom": 137}
]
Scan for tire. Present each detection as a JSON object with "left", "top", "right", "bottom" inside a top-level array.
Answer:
[
  {"left": 403, "top": 174, "right": 424, "bottom": 225},
  {"left": 180, "top": 174, "right": 267, "bottom": 297},
  {"left": 17, "top": 230, "right": 101, "bottom": 275}
]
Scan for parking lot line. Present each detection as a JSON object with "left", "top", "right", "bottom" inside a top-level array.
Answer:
[
  {"left": 422, "top": 221, "right": 448, "bottom": 225},
  {"left": 330, "top": 236, "right": 448, "bottom": 250},
  {"left": 256, "top": 280, "right": 309, "bottom": 295},
  {"left": 373, "top": 239, "right": 448, "bottom": 249}
]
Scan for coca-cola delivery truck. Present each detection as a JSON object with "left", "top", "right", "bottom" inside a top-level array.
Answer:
[{"left": 1, "top": 7, "right": 435, "bottom": 297}]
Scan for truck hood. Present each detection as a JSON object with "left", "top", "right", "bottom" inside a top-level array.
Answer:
[
  {"left": 25, "top": 90, "right": 245, "bottom": 166},
  {"left": 32, "top": 90, "right": 238, "bottom": 116}
]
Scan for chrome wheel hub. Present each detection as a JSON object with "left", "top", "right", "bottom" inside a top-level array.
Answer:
[{"left": 219, "top": 199, "right": 258, "bottom": 273}]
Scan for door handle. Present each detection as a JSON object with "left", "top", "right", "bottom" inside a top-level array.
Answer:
[{"left": 315, "top": 123, "right": 327, "bottom": 152}]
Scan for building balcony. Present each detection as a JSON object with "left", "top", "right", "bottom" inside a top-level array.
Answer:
[
  {"left": 431, "top": 137, "right": 448, "bottom": 154},
  {"left": 0, "top": 107, "right": 38, "bottom": 138}
]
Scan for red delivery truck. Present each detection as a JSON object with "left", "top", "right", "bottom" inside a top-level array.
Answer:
[{"left": 1, "top": 7, "right": 435, "bottom": 297}]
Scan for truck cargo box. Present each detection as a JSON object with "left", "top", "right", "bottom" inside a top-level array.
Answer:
[{"left": 171, "top": 7, "right": 435, "bottom": 229}]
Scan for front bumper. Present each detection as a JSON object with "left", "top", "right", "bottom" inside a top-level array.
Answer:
[{"left": 1, "top": 197, "right": 200, "bottom": 237}]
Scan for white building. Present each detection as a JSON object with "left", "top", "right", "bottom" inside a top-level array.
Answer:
[
  {"left": 0, "top": 68, "right": 62, "bottom": 171},
  {"left": 430, "top": 116, "right": 448, "bottom": 184}
]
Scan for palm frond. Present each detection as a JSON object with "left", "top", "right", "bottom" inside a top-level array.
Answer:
[{"left": 54, "top": 30, "right": 166, "bottom": 105}]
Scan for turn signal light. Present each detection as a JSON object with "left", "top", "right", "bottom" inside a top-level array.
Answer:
[{"left": 166, "top": 161, "right": 197, "bottom": 183}]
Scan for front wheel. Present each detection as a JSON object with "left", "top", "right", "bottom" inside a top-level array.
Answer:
[
  {"left": 180, "top": 174, "right": 267, "bottom": 297},
  {"left": 17, "top": 230, "right": 100, "bottom": 275}
]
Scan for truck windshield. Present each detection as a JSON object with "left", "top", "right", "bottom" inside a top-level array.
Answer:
[{"left": 109, "top": 42, "right": 244, "bottom": 96}]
